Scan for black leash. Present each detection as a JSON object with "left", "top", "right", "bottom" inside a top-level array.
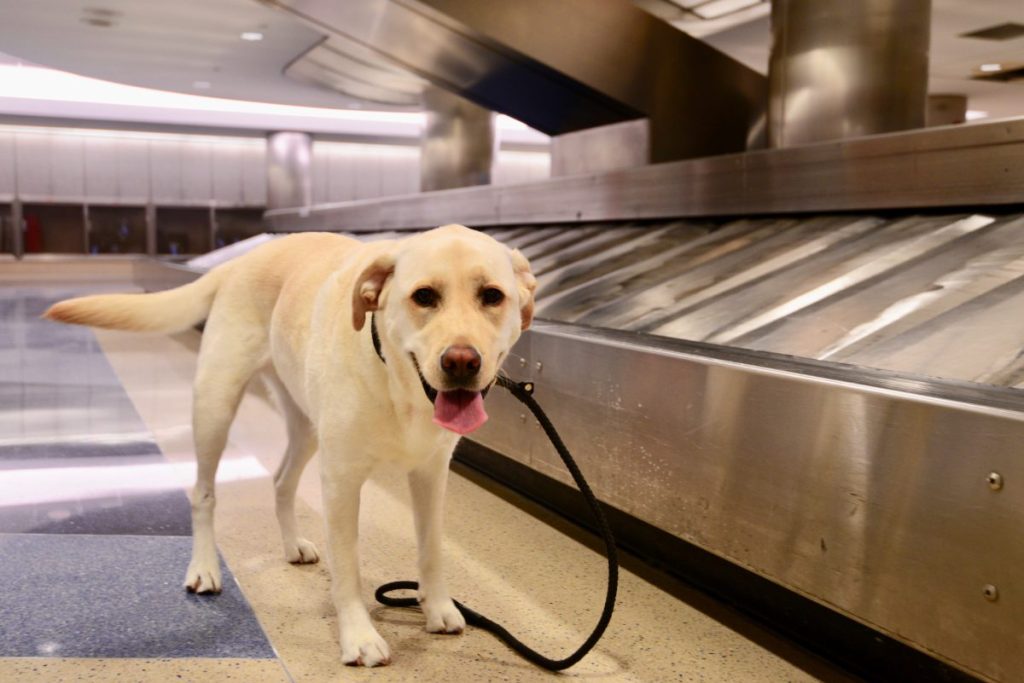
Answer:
[{"left": 370, "top": 317, "right": 619, "bottom": 670}]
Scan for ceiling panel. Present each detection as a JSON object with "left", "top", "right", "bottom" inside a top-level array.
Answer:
[{"left": 0, "top": 0, "right": 391, "bottom": 108}]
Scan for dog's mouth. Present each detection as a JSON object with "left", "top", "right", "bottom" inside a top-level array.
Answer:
[{"left": 410, "top": 354, "right": 491, "bottom": 435}]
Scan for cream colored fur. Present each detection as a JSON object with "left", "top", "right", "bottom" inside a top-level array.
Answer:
[{"left": 44, "top": 225, "right": 537, "bottom": 668}]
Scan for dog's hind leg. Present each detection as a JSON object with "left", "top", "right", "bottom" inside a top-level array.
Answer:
[
  {"left": 184, "top": 312, "right": 267, "bottom": 594},
  {"left": 264, "top": 371, "right": 320, "bottom": 564}
]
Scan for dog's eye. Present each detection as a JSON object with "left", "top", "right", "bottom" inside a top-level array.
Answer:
[
  {"left": 481, "top": 287, "right": 505, "bottom": 306},
  {"left": 411, "top": 287, "right": 439, "bottom": 308}
]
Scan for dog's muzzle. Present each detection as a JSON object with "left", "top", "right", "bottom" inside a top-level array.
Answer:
[{"left": 371, "top": 314, "right": 491, "bottom": 434}]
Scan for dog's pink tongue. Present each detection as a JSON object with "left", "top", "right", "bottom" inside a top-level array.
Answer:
[{"left": 433, "top": 390, "right": 488, "bottom": 435}]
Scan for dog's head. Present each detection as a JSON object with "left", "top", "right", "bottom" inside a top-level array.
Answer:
[{"left": 351, "top": 224, "right": 536, "bottom": 435}]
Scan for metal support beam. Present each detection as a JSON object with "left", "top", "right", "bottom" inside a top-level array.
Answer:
[
  {"left": 82, "top": 204, "right": 91, "bottom": 254},
  {"left": 209, "top": 205, "right": 218, "bottom": 253},
  {"left": 10, "top": 199, "right": 23, "bottom": 259},
  {"left": 144, "top": 204, "right": 157, "bottom": 256}
]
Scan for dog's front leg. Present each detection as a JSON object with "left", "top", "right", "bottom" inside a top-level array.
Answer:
[
  {"left": 409, "top": 451, "right": 466, "bottom": 635},
  {"left": 322, "top": 466, "right": 391, "bottom": 667}
]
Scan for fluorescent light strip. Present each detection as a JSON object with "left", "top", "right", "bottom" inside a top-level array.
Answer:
[
  {"left": 0, "top": 64, "right": 422, "bottom": 123},
  {"left": 0, "top": 63, "right": 538, "bottom": 135}
]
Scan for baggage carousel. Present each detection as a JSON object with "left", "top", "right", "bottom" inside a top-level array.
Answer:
[{"left": 128, "top": 118, "right": 1024, "bottom": 682}]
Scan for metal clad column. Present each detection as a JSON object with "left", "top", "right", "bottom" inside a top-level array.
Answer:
[
  {"left": 266, "top": 132, "right": 312, "bottom": 211},
  {"left": 769, "top": 0, "right": 931, "bottom": 147},
  {"left": 10, "top": 199, "right": 23, "bottom": 258},
  {"left": 421, "top": 87, "right": 495, "bottom": 192}
]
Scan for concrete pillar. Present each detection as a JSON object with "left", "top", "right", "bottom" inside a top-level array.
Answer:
[
  {"left": 421, "top": 87, "right": 495, "bottom": 192},
  {"left": 768, "top": 0, "right": 931, "bottom": 147},
  {"left": 266, "top": 132, "right": 313, "bottom": 211}
]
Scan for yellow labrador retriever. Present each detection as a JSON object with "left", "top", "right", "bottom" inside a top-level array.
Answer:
[{"left": 45, "top": 224, "right": 536, "bottom": 667}]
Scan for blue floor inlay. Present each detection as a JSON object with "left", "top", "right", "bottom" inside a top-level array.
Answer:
[
  {"left": 0, "top": 440, "right": 164, "bottom": 461},
  {"left": 0, "top": 285, "right": 275, "bottom": 660},
  {"left": 0, "top": 534, "right": 274, "bottom": 659}
]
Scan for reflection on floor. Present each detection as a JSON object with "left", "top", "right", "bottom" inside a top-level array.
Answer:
[{"left": 0, "top": 282, "right": 854, "bottom": 682}]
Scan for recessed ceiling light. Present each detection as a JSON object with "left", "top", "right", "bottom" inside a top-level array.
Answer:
[
  {"left": 966, "top": 110, "right": 989, "bottom": 121},
  {"left": 83, "top": 7, "right": 120, "bottom": 17},
  {"left": 80, "top": 6, "right": 120, "bottom": 27},
  {"left": 193, "top": 81, "right": 212, "bottom": 90},
  {"left": 241, "top": 32, "right": 264, "bottom": 42},
  {"left": 979, "top": 63, "right": 1003, "bottom": 72}
]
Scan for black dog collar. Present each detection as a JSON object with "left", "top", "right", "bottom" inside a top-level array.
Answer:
[{"left": 370, "top": 312, "right": 386, "bottom": 365}]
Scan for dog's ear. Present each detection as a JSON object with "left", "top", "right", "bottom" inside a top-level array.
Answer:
[
  {"left": 352, "top": 253, "right": 396, "bottom": 331},
  {"left": 509, "top": 248, "right": 537, "bottom": 331}
]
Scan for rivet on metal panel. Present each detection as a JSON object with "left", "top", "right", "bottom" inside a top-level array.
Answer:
[
  {"left": 535, "top": 361, "right": 543, "bottom": 373},
  {"left": 982, "top": 584, "right": 999, "bottom": 602},
  {"left": 987, "top": 472, "right": 1004, "bottom": 491},
  {"left": 519, "top": 413, "right": 527, "bottom": 423},
  {"left": 519, "top": 357, "right": 526, "bottom": 368}
]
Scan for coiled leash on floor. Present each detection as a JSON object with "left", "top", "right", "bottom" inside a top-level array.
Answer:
[{"left": 374, "top": 374, "right": 619, "bottom": 671}]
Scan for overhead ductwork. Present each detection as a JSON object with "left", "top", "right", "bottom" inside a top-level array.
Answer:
[
  {"left": 284, "top": 35, "right": 427, "bottom": 107},
  {"left": 267, "top": 0, "right": 768, "bottom": 164}
]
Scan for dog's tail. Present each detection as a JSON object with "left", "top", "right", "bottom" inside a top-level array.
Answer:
[{"left": 43, "top": 266, "right": 228, "bottom": 333}]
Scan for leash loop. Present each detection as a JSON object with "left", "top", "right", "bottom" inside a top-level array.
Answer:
[{"left": 376, "top": 374, "right": 618, "bottom": 671}]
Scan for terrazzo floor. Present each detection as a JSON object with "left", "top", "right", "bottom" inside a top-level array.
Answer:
[{"left": 0, "top": 280, "right": 857, "bottom": 682}]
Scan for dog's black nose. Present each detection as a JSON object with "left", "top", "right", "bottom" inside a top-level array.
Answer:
[{"left": 440, "top": 345, "right": 481, "bottom": 381}]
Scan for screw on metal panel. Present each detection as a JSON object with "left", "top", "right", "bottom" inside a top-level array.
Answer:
[
  {"left": 983, "top": 584, "right": 999, "bottom": 602},
  {"left": 987, "top": 472, "right": 1004, "bottom": 491}
]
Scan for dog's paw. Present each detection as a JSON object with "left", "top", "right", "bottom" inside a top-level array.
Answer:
[
  {"left": 423, "top": 597, "right": 466, "bottom": 635},
  {"left": 284, "top": 537, "right": 320, "bottom": 564},
  {"left": 341, "top": 627, "right": 391, "bottom": 667},
  {"left": 183, "top": 560, "right": 222, "bottom": 594}
]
